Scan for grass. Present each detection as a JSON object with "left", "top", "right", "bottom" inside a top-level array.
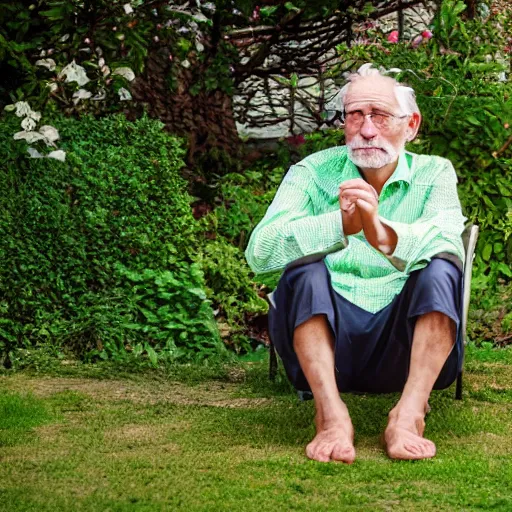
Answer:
[{"left": 0, "top": 345, "right": 511, "bottom": 511}]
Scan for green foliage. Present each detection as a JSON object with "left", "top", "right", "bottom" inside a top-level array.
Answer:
[
  {"left": 197, "top": 239, "right": 267, "bottom": 352},
  {"left": 297, "top": 129, "right": 345, "bottom": 157},
  {"left": 114, "top": 264, "right": 225, "bottom": 363},
  {"left": 468, "top": 281, "right": 512, "bottom": 345},
  {"left": 0, "top": 113, "right": 224, "bottom": 362},
  {"left": 191, "top": 163, "right": 291, "bottom": 351}
]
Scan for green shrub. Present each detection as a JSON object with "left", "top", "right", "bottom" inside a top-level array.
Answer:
[
  {"left": 0, "top": 113, "right": 224, "bottom": 363},
  {"left": 197, "top": 239, "right": 268, "bottom": 352},
  {"left": 193, "top": 164, "right": 290, "bottom": 352}
]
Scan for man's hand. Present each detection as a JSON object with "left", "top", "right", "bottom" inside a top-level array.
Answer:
[
  {"left": 339, "top": 187, "right": 363, "bottom": 236},
  {"left": 339, "top": 179, "right": 397, "bottom": 255}
]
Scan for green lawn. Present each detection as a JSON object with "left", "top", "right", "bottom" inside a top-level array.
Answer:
[{"left": 0, "top": 345, "right": 511, "bottom": 511}]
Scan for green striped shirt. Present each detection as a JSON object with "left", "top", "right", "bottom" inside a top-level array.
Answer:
[{"left": 245, "top": 146, "right": 466, "bottom": 313}]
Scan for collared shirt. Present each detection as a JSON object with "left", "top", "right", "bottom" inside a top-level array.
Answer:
[{"left": 245, "top": 146, "right": 466, "bottom": 313}]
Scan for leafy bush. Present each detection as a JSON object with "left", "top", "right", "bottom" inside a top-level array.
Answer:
[
  {"left": 192, "top": 165, "right": 289, "bottom": 351},
  {"left": 196, "top": 239, "right": 268, "bottom": 352},
  {"left": 0, "top": 113, "right": 225, "bottom": 363}
]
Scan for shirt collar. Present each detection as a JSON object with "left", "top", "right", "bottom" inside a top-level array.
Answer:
[{"left": 384, "top": 150, "right": 412, "bottom": 186}]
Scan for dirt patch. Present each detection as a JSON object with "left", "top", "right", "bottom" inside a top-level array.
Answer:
[
  {"left": 465, "top": 364, "right": 512, "bottom": 392},
  {"left": 0, "top": 375, "right": 273, "bottom": 409},
  {"left": 104, "top": 423, "right": 172, "bottom": 444}
]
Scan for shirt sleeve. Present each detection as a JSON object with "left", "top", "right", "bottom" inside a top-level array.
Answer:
[
  {"left": 380, "top": 161, "right": 466, "bottom": 274},
  {"left": 245, "top": 164, "right": 347, "bottom": 274}
]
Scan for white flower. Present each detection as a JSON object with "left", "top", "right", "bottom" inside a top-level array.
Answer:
[
  {"left": 35, "top": 58, "right": 57, "bottom": 71},
  {"left": 14, "top": 131, "right": 46, "bottom": 143},
  {"left": 60, "top": 33, "right": 70, "bottom": 42},
  {"left": 59, "top": 61, "right": 90, "bottom": 86},
  {"left": 72, "top": 88, "right": 93, "bottom": 104},
  {"left": 27, "top": 147, "right": 44, "bottom": 158},
  {"left": 196, "top": 40, "right": 204, "bottom": 53},
  {"left": 192, "top": 12, "right": 208, "bottom": 23},
  {"left": 47, "top": 82, "right": 59, "bottom": 93},
  {"left": 112, "top": 67, "right": 135, "bottom": 81},
  {"left": 15, "top": 101, "right": 32, "bottom": 117},
  {"left": 98, "top": 58, "right": 105, "bottom": 67},
  {"left": 123, "top": 3, "right": 134, "bottom": 14},
  {"left": 91, "top": 88, "right": 107, "bottom": 101},
  {"left": 181, "top": 59, "right": 191, "bottom": 68},
  {"left": 39, "top": 125, "right": 60, "bottom": 143},
  {"left": 47, "top": 150, "right": 66, "bottom": 162},
  {"left": 28, "top": 110, "right": 41, "bottom": 122},
  {"left": 21, "top": 117, "right": 37, "bottom": 131},
  {"left": 203, "top": 3, "right": 216, "bottom": 12},
  {"left": 118, "top": 87, "right": 132, "bottom": 101}
]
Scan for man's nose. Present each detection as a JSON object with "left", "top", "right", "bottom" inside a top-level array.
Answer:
[{"left": 359, "top": 116, "right": 379, "bottom": 139}]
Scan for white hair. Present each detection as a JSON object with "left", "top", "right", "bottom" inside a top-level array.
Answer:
[{"left": 332, "top": 63, "right": 420, "bottom": 116}]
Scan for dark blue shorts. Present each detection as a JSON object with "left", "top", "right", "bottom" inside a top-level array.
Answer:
[{"left": 269, "top": 258, "right": 463, "bottom": 394}]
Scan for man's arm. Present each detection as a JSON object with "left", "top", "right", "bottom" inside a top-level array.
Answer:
[
  {"left": 245, "top": 164, "right": 348, "bottom": 274},
  {"left": 380, "top": 163, "right": 466, "bottom": 273}
]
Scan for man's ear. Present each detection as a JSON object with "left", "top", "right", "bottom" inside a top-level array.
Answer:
[{"left": 407, "top": 112, "right": 422, "bottom": 141}]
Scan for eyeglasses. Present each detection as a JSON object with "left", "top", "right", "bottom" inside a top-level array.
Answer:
[{"left": 343, "top": 110, "right": 409, "bottom": 130}]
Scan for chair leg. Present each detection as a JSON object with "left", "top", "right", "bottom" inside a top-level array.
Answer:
[
  {"left": 455, "top": 370, "right": 463, "bottom": 400},
  {"left": 269, "top": 342, "right": 278, "bottom": 381}
]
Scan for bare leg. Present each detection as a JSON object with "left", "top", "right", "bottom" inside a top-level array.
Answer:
[
  {"left": 294, "top": 315, "right": 355, "bottom": 463},
  {"left": 384, "top": 311, "right": 456, "bottom": 460}
]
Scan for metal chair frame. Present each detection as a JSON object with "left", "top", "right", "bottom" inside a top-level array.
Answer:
[{"left": 268, "top": 224, "right": 480, "bottom": 401}]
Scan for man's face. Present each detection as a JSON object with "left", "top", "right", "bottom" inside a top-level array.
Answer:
[{"left": 344, "top": 76, "right": 411, "bottom": 170}]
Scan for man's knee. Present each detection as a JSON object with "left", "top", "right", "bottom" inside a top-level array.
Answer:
[{"left": 414, "top": 258, "right": 461, "bottom": 299}]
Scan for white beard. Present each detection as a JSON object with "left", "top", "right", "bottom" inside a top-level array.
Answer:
[{"left": 347, "top": 136, "right": 402, "bottom": 169}]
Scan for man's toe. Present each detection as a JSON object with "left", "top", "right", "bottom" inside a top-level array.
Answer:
[{"left": 331, "top": 444, "right": 355, "bottom": 463}]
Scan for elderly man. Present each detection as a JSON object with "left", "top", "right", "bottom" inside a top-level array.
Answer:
[{"left": 245, "top": 63, "right": 466, "bottom": 463}]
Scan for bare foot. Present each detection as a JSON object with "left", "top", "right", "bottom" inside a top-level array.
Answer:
[
  {"left": 306, "top": 416, "right": 356, "bottom": 463},
  {"left": 384, "top": 411, "right": 436, "bottom": 460}
]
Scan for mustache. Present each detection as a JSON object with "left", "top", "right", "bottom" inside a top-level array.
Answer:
[{"left": 347, "top": 137, "right": 393, "bottom": 153}]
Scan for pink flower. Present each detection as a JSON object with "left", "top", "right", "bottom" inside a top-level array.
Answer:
[
  {"left": 387, "top": 31, "right": 399, "bottom": 43},
  {"left": 422, "top": 30, "right": 433, "bottom": 40},
  {"left": 411, "top": 35, "right": 423, "bottom": 48},
  {"left": 251, "top": 6, "right": 260, "bottom": 22},
  {"left": 286, "top": 134, "right": 306, "bottom": 147}
]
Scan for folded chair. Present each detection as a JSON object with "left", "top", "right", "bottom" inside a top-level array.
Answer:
[{"left": 267, "top": 224, "right": 480, "bottom": 401}]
